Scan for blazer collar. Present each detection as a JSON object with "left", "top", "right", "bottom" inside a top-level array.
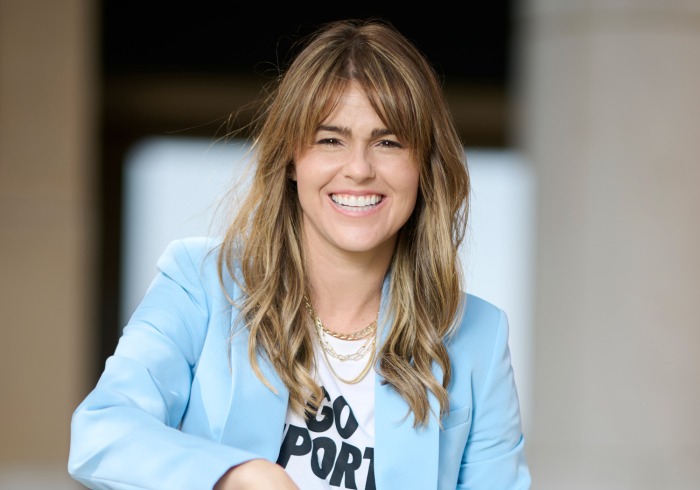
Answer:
[
  {"left": 374, "top": 271, "right": 440, "bottom": 488},
  {"left": 220, "top": 325, "right": 290, "bottom": 460}
]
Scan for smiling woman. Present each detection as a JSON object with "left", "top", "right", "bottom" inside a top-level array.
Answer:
[{"left": 69, "top": 18, "right": 530, "bottom": 489}]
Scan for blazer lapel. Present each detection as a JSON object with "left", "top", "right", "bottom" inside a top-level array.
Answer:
[
  {"left": 220, "top": 326, "right": 289, "bottom": 460},
  {"left": 374, "top": 370, "right": 440, "bottom": 489},
  {"left": 373, "top": 274, "right": 440, "bottom": 489}
]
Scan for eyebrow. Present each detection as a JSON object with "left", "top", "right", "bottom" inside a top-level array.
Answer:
[{"left": 317, "top": 125, "right": 394, "bottom": 138}]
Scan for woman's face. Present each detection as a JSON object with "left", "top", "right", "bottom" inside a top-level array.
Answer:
[{"left": 291, "top": 81, "right": 420, "bottom": 259}]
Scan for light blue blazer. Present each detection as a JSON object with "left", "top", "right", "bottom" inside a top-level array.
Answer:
[{"left": 68, "top": 237, "right": 531, "bottom": 489}]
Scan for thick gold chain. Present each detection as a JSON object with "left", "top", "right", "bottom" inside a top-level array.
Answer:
[
  {"left": 303, "top": 295, "right": 378, "bottom": 384},
  {"left": 303, "top": 296, "right": 376, "bottom": 341}
]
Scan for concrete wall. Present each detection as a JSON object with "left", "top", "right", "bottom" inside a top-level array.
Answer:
[
  {"left": 0, "top": 0, "right": 94, "bottom": 487},
  {"left": 514, "top": 1, "right": 700, "bottom": 488}
]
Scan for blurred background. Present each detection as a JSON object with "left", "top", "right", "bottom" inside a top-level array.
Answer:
[{"left": 1, "top": 0, "right": 699, "bottom": 488}]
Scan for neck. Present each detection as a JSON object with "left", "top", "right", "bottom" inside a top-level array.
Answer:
[{"left": 303, "top": 240, "right": 391, "bottom": 336}]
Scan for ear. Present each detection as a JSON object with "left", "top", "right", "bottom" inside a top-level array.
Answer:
[{"left": 288, "top": 163, "right": 297, "bottom": 181}]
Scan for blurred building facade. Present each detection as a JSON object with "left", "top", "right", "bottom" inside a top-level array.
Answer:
[
  {"left": 513, "top": 2, "right": 700, "bottom": 488},
  {"left": 0, "top": 0, "right": 96, "bottom": 488}
]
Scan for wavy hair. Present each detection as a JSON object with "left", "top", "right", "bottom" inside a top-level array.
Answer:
[{"left": 218, "top": 18, "right": 469, "bottom": 427}]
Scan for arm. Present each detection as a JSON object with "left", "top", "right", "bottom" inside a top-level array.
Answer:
[
  {"left": 68, "top": 239, "right": 259, "bottom": 489},
  {"left": 458, "top": 309, "right": 531, "bottom": 489},
  {"left": 214, "top": 460, "right": 299, "bottom": 490}
]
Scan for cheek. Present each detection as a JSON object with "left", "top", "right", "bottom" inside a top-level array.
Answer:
[
  {"left": 396, "top": 173, "right": 420, "bottom": 221},
  {"left": 292, "top": 153, "right": 325, "bottom": 185},
  {"left": 293, "top": 168, "right": 325, "bottom": 211},
  {"left": 406, "top": 189, "right": 419, "bottom": 217},
  {"left": 403, "top": 171, "right": 420, "bottom": 203}
]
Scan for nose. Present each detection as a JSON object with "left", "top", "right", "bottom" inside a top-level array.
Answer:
[{"left": 343, "top": 146, "right": 375, "bottom": 182}]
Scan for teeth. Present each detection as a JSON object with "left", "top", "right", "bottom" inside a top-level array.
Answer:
[{"left": 331, "top": 194, "right": 382, "bottom": 207}]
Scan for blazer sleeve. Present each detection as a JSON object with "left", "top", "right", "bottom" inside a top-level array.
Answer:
[
  {"left": 68, "top": 239, "right": 258, "bottom": 490},
  {"left": 458, "top": 308, "right": 531, "bottom": 489}
]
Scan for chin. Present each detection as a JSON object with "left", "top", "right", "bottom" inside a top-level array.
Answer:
[{"left": 334, "top": 235, "right": 396, "bottom": 255}]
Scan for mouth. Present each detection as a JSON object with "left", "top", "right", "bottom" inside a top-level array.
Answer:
[{"left": 330, "top": 193, "right": 384, "bottom": 211}]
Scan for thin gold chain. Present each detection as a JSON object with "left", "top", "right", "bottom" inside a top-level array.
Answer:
[
  {"left": 304, "top": 296, "right": 378, "bottom": 384},
  {"left": 317, "top": 321, "right": 375, "bottom": 361},
  {"left": 317, "top": 336, "right": 376, "bottom": 385},
  {"left": 303, "top": 296, "right": 376, "bottom": 341}
]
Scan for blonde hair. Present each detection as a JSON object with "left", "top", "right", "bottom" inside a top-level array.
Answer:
[{"left": 218, "top": 18, "right": 469, "bottom": 427}]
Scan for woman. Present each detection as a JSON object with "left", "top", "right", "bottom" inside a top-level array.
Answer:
[{"left": 68, "top": 18, "right": 531, "bottom": 489}]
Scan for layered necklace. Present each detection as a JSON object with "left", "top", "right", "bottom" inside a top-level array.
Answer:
[{"left": 304, "top": 296, "right": 378, "bottom": 385}]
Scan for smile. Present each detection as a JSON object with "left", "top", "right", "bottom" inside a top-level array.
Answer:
[{"left": 330, "top": 193, "right": 383, "bottom": 211}]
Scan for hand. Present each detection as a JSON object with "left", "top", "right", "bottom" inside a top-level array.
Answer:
[{"left": 214, "top": 459, "right": 300, "bottom": 490}]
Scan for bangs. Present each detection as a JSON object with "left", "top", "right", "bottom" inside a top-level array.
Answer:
[
  {"left": 352, "top": 53, "right": 432, "bottom": 160},
  {"left": 303, "top": 68, "right": 429, "bottom": 153},
  {"left": 281, "top": 28, "right": 435, "bottom": 163}
]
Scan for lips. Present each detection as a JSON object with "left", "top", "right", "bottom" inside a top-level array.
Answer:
[{"left": 330, "top": 193, "right": 384, "bottom": 210}]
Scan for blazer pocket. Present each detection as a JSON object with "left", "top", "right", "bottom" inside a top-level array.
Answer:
[{"left": 441, "top": 405, "right": 471, "bottom": 430}]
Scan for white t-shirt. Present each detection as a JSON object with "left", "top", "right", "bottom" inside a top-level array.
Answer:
[{"left": 279, "top": 336, "right": 376, "bottom": 490}]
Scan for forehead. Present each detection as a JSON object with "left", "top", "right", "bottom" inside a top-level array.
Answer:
[{"left": 319, "top": 82, "right": 385, "bottom": 127}]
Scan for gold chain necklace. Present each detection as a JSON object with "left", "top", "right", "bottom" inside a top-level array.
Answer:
[
  {"left": 303, "top": 296, "right": 377, "bottom": 345},
  {"left": 316, "top": 320, "right": 375, "bottom": 361},
  {"left": 320, "top": 343, "right": 375, "bottom": 385},
  {"left": 304, "top": 296, "right": 378, "bottom": 384},
  {"left": 322, "top": 320, "right": 376, "bottom": 341}
]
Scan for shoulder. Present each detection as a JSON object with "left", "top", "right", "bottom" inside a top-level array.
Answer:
[
  {"left": 453, "top": 293, "right": 508, "bottom": 344},
  {"left": 156, "top": 236, "right": 223, "bottom": 277},
  {"left": 158, "top": 236, "right": 222, "bottom": 265},
  {"left": 155, "top": 236, "right": 239, "bottom": 297},
  {"left": 447, "top": 293, "right": 511, "bottom": 380},
  {"left": 461, "top": 293, "right": 504, "bottom": 328}
]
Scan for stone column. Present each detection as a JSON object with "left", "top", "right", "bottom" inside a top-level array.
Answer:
[
  {"left": 513, "top": 1, "right": 700, "bottom": 488},
  {"left": 0, "top": 0, "right": 95, "bottom": 486}
]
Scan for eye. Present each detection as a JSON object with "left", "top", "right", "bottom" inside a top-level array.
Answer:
[
  {"left": 317, "top": 138, "right": 342, "bottom": 146},
  {"left": 378, "top": 139, "right": 403, "bottom": 149}
]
